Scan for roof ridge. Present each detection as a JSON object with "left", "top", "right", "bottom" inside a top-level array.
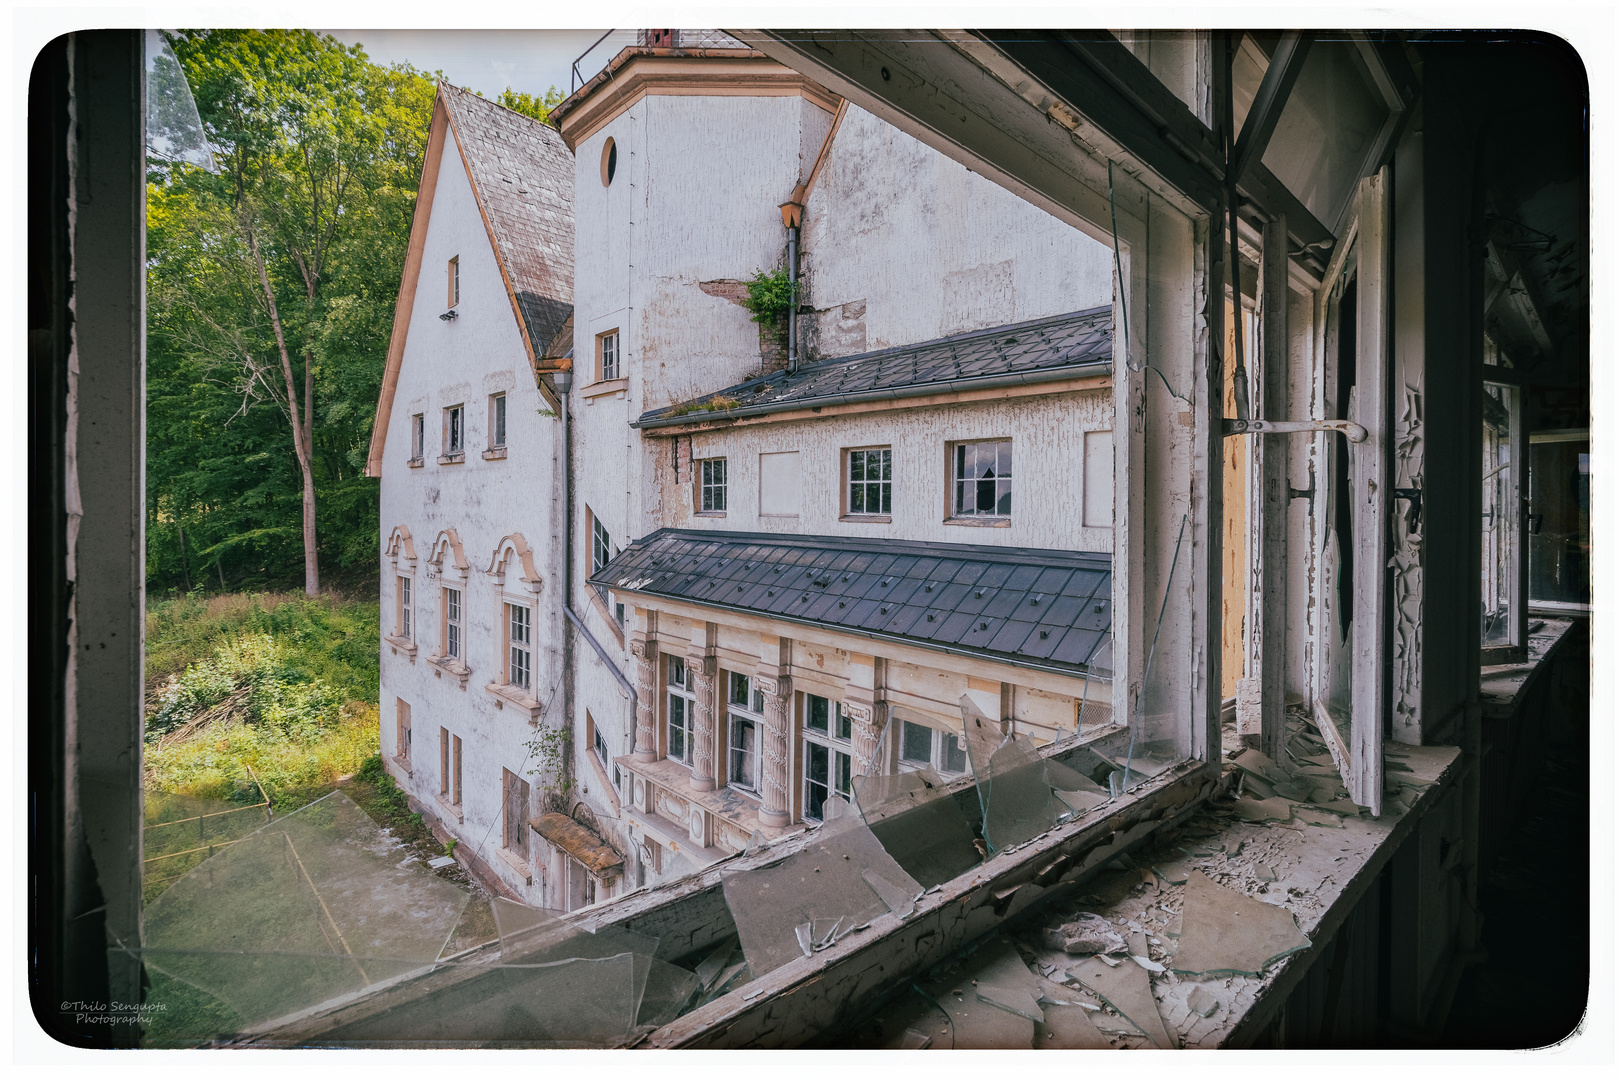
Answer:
[{"left": 639, "top": 527, "right": 1111, "bottom": 566}]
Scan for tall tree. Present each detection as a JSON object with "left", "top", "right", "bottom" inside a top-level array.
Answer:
[{"left": 148, "top": 31, "right": 434, "bottom": 594}]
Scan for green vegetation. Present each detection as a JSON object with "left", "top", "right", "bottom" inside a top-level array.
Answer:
[
  {"left": 143, "top": 592, "right": 381, "bottom": 813},
  {"left": 495, "top": 84, "right": 564, "bottom": 123},
  {"left": 742, "top": 265, "right": 798, "bottom": 331},
  {"left": 668, "top": 394, "right": 744, "bottom": 417}
]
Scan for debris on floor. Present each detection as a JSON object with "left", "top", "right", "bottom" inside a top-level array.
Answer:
[
  {"left": 1042, "top": 912, "right": 1127, "bottom": 956},
  {"left": 1169, "top": 871, "right": 1311, "bottom": 977}
]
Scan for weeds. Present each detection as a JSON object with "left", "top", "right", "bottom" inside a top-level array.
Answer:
[{"left": 668, "top": 393, "right": 744, "bottom": 417}]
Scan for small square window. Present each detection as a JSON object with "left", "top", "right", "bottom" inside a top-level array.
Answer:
[
  {"left": 846, "top": 447, "right": 892, "bottom": 516},
  {"left": 951, "top": 440, "right": 1012, "bottom": 518},
  {"left": 490, "top": 393, "right": 507, "bottom": 449},
  {"left": 698, "top": 458, "right": 727, "bottom": 513},
  {"left": 598, "top": 330, "right": 620, "bottom": 381}
]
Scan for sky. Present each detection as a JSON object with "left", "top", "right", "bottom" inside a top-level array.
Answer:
[{"left": 320, "top": 28, "right": 640, "bottom": 100}]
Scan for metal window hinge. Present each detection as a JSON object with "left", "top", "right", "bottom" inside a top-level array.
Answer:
[{"left": 1222, "top": 418, "right": 1369, "bottom": 442}]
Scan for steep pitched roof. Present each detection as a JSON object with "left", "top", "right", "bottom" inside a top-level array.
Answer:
[
  {"left": 636, "top": 306, "right": 1113, "bottom": 429},
  {"left": 365, "top": 86, "right": 574, "bottom": 477},
  {"left": 438, "top": 85, "right": 574, "bottom": 361}
]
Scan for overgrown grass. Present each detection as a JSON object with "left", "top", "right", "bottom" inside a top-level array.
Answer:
[{"left": 143, "top": 591, "right": 381, "bottom": 814}]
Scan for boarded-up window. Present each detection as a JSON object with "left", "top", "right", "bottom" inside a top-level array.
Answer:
[
  {"left": 396, "top": 698, "right": 411, "bottom": 763},
  {"left": 759, "top": 451, "right": 801, "bottom": 516},
  {"left": 1084, "top": 430, "right": 1114, "bottom": 527},
  {"left": 503, "top": 768, "right": 529, "bottom": 853}
]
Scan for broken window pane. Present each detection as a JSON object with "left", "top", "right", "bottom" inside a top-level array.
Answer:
[
  {"left": 719, "top": 801, "right": 922, "bottom": 978},
  {"left": 1528, "top": 433, "right": 1590, "bottom": 605},
  {"left": 958, "top": 696, "right": 1061, "bottom": 854}
]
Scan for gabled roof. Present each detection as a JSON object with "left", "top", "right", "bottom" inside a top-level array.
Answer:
[
  {"left": 590, "top": 529, "right": 1114, "bottom": 679},
  {"left": 438, "top": 85, "right": 574, "bottom": 360},
  {"left": 636, "top": 306, "right": 1113, "bottom": 430},
  {"left": 365, "top": 85, "right": 574, "bottom": 477}
]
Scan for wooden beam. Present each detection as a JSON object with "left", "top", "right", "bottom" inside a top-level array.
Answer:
[
  {"left": 1233, "top": 31, "right": 1312, "bottom": 183},
  {"left": 1253, "top": 217, "right": 1291, "bottom": 762}
]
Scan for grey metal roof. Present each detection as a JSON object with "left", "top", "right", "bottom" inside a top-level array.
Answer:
[
  {"left": 590, "top": 529, "right": 1113, "bottom": 679},
  {"left": 636, "top": 306, "right": 1113, "bottom": 429},
  {"left": 440, "top": 84, "right": 574, "bottom": 359}
]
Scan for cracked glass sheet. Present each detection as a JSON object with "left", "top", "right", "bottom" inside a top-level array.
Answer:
[
  {"left": 960, "top": 696, "right": 1061, "bottom": 854},
  {"left": 1068, "top": 938, "right": 1177, "bottom": 1049},
  {"left": 141, "top": 791, "right": 469, "bottom": 1029},
  {"left": 921, "top": 939, "right": 1043, "bottom": 1048},
  {"left": 853, "top": 711, "right": 982, "bottom": 886},
  {"left": 490, "top": 897, "right": 656, "bottom": 1025},
  {"left": 145, "top": 31, "right": 218, "bottom": 171},
  {"left": 634, "top": 957, "right": 703, "bottom": 1030},
  {"left": 1045, "top": 757, "right": 1111, "bottom": 815},
  {"left": 720, "top": 800, "right": 922, "bottom": 978},
  {"left": 1169, "top": 870, "right": 1311, "bottom": 977},
  {"left": 1120, "top": 512, "right": 1194, "bottom": 787}
]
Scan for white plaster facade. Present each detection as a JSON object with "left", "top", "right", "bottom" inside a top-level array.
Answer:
[
  {"left": 373, "top": 89, "right": 570, "bottom": 905},
  {"left": 554, "top": 55, "right": 1120, "bottom": 896}
]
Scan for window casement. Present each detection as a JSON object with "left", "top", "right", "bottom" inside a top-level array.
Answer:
[
  {"left": 726, "top": 671, "right": 765, "bottom": 793},
  {"left": 443, "top": 586, "right": 464, "bottom": 662},
  {"left": 697, "top": 457, "right": 727, "bottom": 514},
  {"left": 666, "top": 655, "right": 696, "bottom": 766},
  {"left": 801, "top": 693, "right": 853, "bottom": 822},
  {"left": 897, "top": 717, "right": 969, "bottom": 776},
  {"left": 440, "top": 727, "right": 462, "bottom": 807},
  {"left": 441, "top": 404, "right": 465, "bottom": 464},
  {"left": 395, "top": 698, "right": 412, "bottom": 766},
  {"left": 592, "top": 516, "right": 612, "bottom": 576},
  {"left": 502, "top": 767, "right": 529, "bottom": 854},
  {"left": 1481, "top": 372, "right": 1527, "bottom": 661},
  {"left": 505, "top": 601, "right": 532, "bottom": 691},
  {"left": 484, "top": 392, "right": 507, "bottom": 460},
  {"left": 448, "top": 255, "right": 460, "bottom": 308},
  {"left": 949, "top": 439, "right": 1012, "bottom": 520},
  {"left": 397, "top": 575, "right": 413, "bottom": 641},
  {"left": 1527, "top": 429, "right": 1590, "bottom": 610},
  {"left": 597, "top": 329, "right": 620, "bottom": 382},
  {"left": 409, "top": 413, "right": 425, "bottom": 466},
  {"left": 844, "top": 446, "right": 892, "bottom": 519},
  {"left": 593, "top": 722, "right": 610, "bottom": 768}
]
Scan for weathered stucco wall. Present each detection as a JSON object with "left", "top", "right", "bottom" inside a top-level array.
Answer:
[
  {"left": 800, "top": 104, "right": 1114, "bottom": 357},
  {"left": 644, "top": 390, "right": 1114, "bottom": 553},
  {"left": 378, "top": 139, "right": 564, "bottom": 904}
]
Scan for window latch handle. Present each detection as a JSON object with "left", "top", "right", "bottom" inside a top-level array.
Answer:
[{"left": 1222, "top": 418, "right": 1369, "bottom": 442}]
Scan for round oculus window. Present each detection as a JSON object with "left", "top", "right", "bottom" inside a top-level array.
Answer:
[{"left": 601, "top": 137, "right": 617, "bottom": 186}]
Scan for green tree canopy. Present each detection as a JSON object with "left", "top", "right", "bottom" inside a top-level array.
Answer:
[{"left": 146, "top": 30, "right": 436, "bottom": 594}]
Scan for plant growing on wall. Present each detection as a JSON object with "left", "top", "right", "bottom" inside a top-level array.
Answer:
[
  {"left": 524, "top": 724, "right": 574, "bottom": 797},
  {"left": 741, "top": 266, "right": 797, "bottom": 336}
]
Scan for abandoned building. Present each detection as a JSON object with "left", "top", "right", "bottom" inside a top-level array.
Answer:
[{"left": 31, "top": 26, "right": 1593, "bottom": 1050}]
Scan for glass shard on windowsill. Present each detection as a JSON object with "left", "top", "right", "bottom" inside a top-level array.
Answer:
[
  {"left": 1068, "top": 946, "right": 1177, "bottom": 1049},
  {"left": 852, "top": 766, "right": 981, "bottom": 888},
  {"left": 976, "top": 984, "right": 1044, "bottom": 1023},
  {"left": 1168, "top": 870, "right": 1311, "bottom": 977},
  {"left": 1232, "top": 796, "right": 1295, "bottom": 823}
]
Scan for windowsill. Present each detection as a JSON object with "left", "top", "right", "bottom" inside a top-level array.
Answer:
[
  {"left": 482, "top": 447, "right": 508, "bottom": 461},
  {"left": 840, "top": 514, "right": 893, "bottom": 524},
  {"left": 945, "top": 515, "right": 1011, "bottom": 528},
  {"left": 485, "top": 680, "right": 544, "bottom": 722},
  {"left": 758, "top": 514, "right": 800, "bottom": 520},
  {"left": 694, "top": 510, "right": 727, "bottom": 518},
  {"left": 385, "top": 633, "right": 418, "bottom": 661},
  {"left": 437, "top": 452, "right": 465, "bottom": 465},
  {"left": 426, "top": 654, "right": 472, "bottom": 688},
  {"left": 587, "top": 751, "right": 622, "bottom": 816},
  {"left": 582, "top": 377, "right": 630, "bottom": 400},
  {"left": 1480, "top": 644, "right": 1526, "bottom": 666},
  {"left": 494, "top": 845, "right": 533, "bottom": 885},
  {"left": 616, "top": 755, "right": 791, "bottom": 850},
  {"left": 393, "top": 755, "right": 413, "bottom": 779},
  {"left": 407, "top": 457, "right": 424, "bottom": 469},
  {"left": 434, "top": 792, "right": 464, "bottom": 824}
]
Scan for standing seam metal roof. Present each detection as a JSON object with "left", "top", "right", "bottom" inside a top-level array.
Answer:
[
  {"left": 590, "top": 529, "right": 1113, "bottom": 678},
  {"left": 439, "top": 85, "right": 574, "bottom": 359},
  {"left": 637, "top": 305, "right": 1112, "bottom": 428}
]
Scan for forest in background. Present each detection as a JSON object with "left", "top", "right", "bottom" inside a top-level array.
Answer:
[{"left": 145, "top": 29, "right": 560, "bottom": 597}]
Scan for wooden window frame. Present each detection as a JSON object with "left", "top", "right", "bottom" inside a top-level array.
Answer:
[
  {"left": 945, "top": 438, "right": 1013, "bottom": 524},
  {"left": 842, "top": 445, "right": 893, "bottom": 522},
  {"left": 725, "top": 670, "right": 765, "bottom": 794},
  {"left": 488, "top": 392, "right": 507, "bottom": 453},
  {"left": 504, "top": 600, "right": 533, "bottom": 691},
  {"left": 597, "top": 329, "right": 620, "bottom": 382},
  {"left": 443, "top": 585, "right": 463, "bottom": 662},
  {"left": 665, "top": 655, "right": 695, "bottom": 765},
  {"left": 696, "top": 457, "right": 727, "bottom": 515},
  {"left": 801, "top": 693, "right": 853, "bottom": 822},
  {"left": 409, "top": 413, "right": 425, "bottom": 466},
  {"left": 502, "top": 767, "right": 530, "bottom": 854},
  {"left": 440, "top": 404, "right": 465, "bottom": 464},
  {"left": 397, "top": 575, "right": 413, "bottom": 641},
  {"left": 448, "top": 255, "right": 459, "bottom": 308}
]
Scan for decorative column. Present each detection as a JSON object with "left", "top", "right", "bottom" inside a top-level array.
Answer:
[
  {"left": 757, "top": 672, "right": 793, "bottom": 828},
  {"left": 688, "top": 654, "right": 718, "bottom": 791},
  {"left": 846, "top": 701, "right": 884, "bottom": 779},
  {"left": 630, "top": 638, "right": 658, "bottom": 762}
]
